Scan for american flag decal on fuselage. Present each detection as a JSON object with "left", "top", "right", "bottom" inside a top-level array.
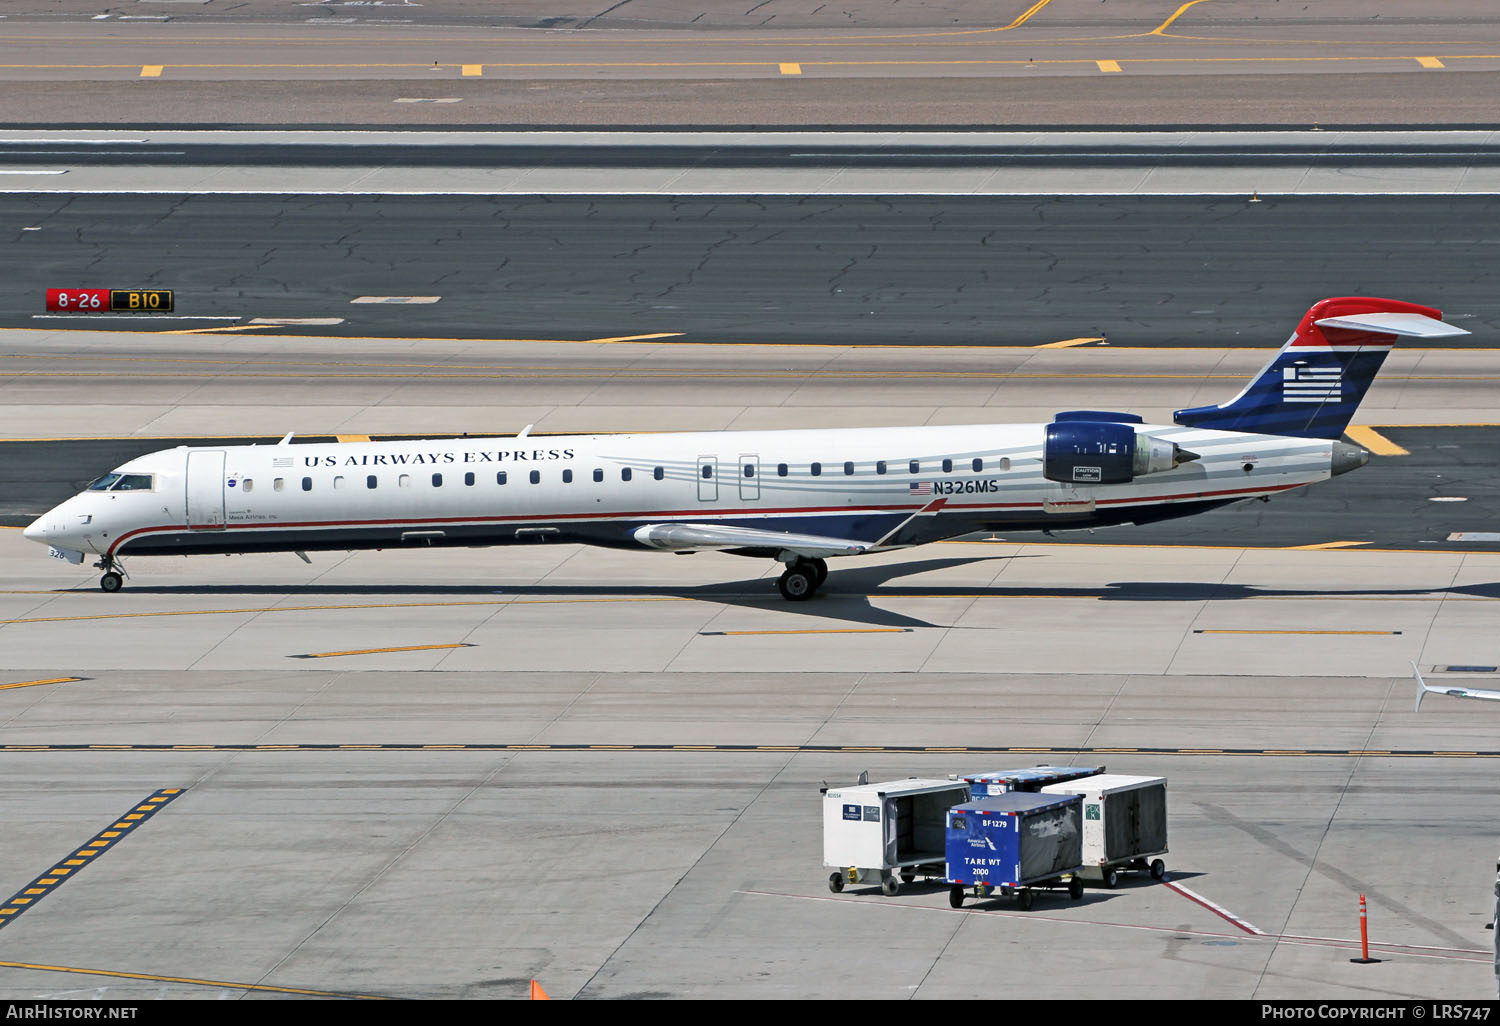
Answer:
[
  {"left": 1282, "top": 365, "right": 1342, "bottom": 403},
  {"left": 909, "top": 481, "right": 931, "bottom": 496}
]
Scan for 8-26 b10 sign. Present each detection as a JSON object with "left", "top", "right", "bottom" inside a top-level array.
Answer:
[{"left": 46, "top": 289, "right": 174, "bottom": 312}]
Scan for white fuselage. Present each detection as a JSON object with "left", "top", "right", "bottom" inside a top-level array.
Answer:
[{"left": 25, "top": 421, "right": 1337, "bottom": 564}]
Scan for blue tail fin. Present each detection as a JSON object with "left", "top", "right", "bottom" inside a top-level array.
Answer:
[{"left": 1174, "top": 297, "right": 1468, "bottom": 438}]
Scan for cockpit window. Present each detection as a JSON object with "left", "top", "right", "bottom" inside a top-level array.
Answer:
[
  {"left": 112, "top": 474, "right": 154, "bottom": 491},
  {"left": 85, "top": 472, "right": 153, "bottom": 492}
]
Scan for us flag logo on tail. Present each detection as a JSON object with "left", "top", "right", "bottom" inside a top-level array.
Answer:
[{"left": 1282, "top": 365, "right": 1342, "bottom": 403}]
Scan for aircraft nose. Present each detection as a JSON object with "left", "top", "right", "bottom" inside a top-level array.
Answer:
[{"left": 23, "top": 517, "right": 48, "bottom": 543}]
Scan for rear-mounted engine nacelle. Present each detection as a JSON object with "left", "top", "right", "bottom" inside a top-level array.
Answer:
[{"left": 1042, "top": 420, "right": 1199, "bottom": 484}]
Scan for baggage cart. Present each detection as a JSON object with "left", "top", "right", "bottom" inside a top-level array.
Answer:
[
  {"left": 822, "top": 777, "right": 970, "bottom": 895},
  {"left": 1041, "top": 773, "right": 1168, "bottom": 886},
  {"left": 944, "top": 792, "right": 1084, "bottom": 910},
  {"left": 961, "top": 764, "right": 1104, "bottom": 798}
]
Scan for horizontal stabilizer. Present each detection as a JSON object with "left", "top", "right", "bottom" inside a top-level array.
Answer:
[
  {"left": 632, "top": 523, "right": 869, "bottom": 558},
  {"left": 1315, "top": 312, "right": 1469, "bottom": 339}
]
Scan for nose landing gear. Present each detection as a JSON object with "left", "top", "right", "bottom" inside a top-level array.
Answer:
[
  {"left": 776, "top": 557, "right": 828, "bottom": 601},
  {"left": 92, "top": 555, "right": 126, "bottom": 593}
]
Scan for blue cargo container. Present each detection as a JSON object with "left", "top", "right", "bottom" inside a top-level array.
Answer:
[
  {"left": 961, "top": 765, "right": 1104, "bottom": 799},
  {"left": 945, "top": 792, "right": 1085, "bottom": 910}
]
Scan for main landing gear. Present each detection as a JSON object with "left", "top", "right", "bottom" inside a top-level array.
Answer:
[
  {"left": 92, "top": 555, "right": 125, "bottom": 593},
  {"left": 777, "top": 557, "right": 828, "bottom": 601}
]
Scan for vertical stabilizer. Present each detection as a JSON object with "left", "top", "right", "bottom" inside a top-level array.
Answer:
[{"left": 1174, "top": 297, "right": 1468, "bottom": 439}]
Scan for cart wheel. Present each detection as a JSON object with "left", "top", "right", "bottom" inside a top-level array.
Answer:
[
  {"left": 1069, "top": 876, "right": 1084, "bottom": 900},
  {"left": 948, "top": 885, "right": 965, "bottom": 909},
  {"left": 900, "top": 870, "right": 916, "bottom": 884},
  {"left": 1017, "top": 888, "right": 1034, "bottom": 911},
  {"left": 828, "top": 872, "right": 845, "bottom": 894},
  {"left": 1104, "top": 867, "right": 1120, "bottom": 889},
  {"left": 881, "top": 877, "right": 899, "bottom": 897},
  {"left": 1150, "top": 859, "right": 1166, "bottom": 881}
]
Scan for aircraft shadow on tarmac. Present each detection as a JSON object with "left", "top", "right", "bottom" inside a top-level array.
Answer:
[{"left": 76, "top": 554, "right": 1500, "bottom": 632}]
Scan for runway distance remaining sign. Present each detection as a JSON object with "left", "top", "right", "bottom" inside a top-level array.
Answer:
[{"left": 46, "top": 289, "right": 174, "bottom": 312}]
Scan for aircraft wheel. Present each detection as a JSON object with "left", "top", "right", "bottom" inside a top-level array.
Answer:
[
  {"left": 100, "top": 572, "right": 123, "bottom": 593},
  {"left": 1150, "top": 859, "right": 1166, "bottom": 881},
  {"left": 948, "top": 885, "right": 965, "bottom": 909},
  {"left": 828, "top": 872, "right": 844, "bottom": 894},
  {"left": 807, "top": 558, "right": 828, "bottom": 587},
  {"left": 777, "top": 566, "right": 817, "bottom": 601}
]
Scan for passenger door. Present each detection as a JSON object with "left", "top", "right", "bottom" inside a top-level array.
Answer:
[{"left": 185, "top": 450, "right": 227, "bottom": 529}]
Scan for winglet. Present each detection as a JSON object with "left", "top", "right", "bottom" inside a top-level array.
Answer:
[
  {"left": 278, "top": 432, "right": 295, "bottom": 446},
  {"left": 1413, "top": 661, "right": 1428, "bottom": 712}
]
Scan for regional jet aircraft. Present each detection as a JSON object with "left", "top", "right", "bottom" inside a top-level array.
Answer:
[
  {"left": 1413, "top": 663, "right": 1500, "bottom": 711},
  {"left": 23, "top": 297, "right": 1467, "bottom": 600}
]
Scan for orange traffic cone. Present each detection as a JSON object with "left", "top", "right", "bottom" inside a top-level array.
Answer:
[{"left": 530, "top": 979, "right": 551, "bottom": 1000}]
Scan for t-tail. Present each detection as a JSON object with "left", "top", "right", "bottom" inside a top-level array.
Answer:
[{"left": 1174, "top": 297, "right": 1469, "bottom": 438}]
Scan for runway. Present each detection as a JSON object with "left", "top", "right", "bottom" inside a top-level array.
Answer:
[
  {"left": 1, "top": 0, "right": 1497, "bottom": 1004},
  {"left": 5, "top": 189, "right": 1500, "bottom": 343}
]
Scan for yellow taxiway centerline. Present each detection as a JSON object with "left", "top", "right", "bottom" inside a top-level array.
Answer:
[{"left": 0, "top": 677, "right": 83, "bottom": 691}]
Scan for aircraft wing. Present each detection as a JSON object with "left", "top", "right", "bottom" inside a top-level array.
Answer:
[
  {"left": 632, "top": 522, "right": 874, "bottom": 558},
  {"left": 633, "top": 522, "right": 890, "bottom": 558},
  {"left": 632, "top": 498, "right": 949, "bottom": 558},
  {"left": 1413, "top": 662, "right": 1500, "bottom": 711}
]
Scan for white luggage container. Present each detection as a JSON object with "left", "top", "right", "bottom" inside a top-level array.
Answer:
[
  {"left": 822, "top": 777, "right": 970, "bottom": 895},
  {"left": 1040, "top": 773, "right": 1168, "bottom": 887}
]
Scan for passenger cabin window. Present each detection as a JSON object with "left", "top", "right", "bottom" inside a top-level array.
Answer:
[
  {"left": 530, "top": 470, "right": 541, "bottom": 484},
  {"left": 301, "top": 477, "right": 312, "bottom": 491},
  {"left": 876, "top": 461, "right": 887, "bottom": 475},
  {"left": 621, "top": 468, "right": 632, "bottom": 482},
  {"left": 274, "top": 478, "right": 285, "bottom": 492},
  {"left": 593, "top": 469, "right": 603, "bottom": 483},
  {"left": 367, "top": 475, "right": 377, "bottom": 489},
  {"left": 777, "top": 463, "right": 788, "bottom": 477},
  {"left": 700, "top": 465, "right": 712, "bottom": 479},
  {"left": 973, "top": 458, "right": 983, "bottom": 473},
  {"left": 843, "top": 461, "right": 854, "bottom": 476},
  {"left": 743, "top": 463, "right": 755, "bottom": 478},
  {"left": 563, "top": 469, "right": 573, "bottom": 484},
  {"left": 1000, "top": 457, "right": 1011, "bottom": 471},
  {"left": 400, "top": 474, "right": 411, "bottom": 488},
  {"left": 653, "top": 467, "right": 664, "bottom": 481},
  {"left": 432, "top": 473, "right": 443, "bottom": 487},
  {"left": 333, "top": 475, "right": 345, "bottom": 489},
  {"left": 810, "top": 462, "right": 822, "bottom": 477},
  {"left": 464, "top": 472, "right": 475, "bottom": 486},
  {"left": 942, "top": 459, "right": 953, "bottom": 473},
  {"left": 496, "top": 471, "right": 507, "bottom": 485},
  {"left": 242, "top": 479, "right": 253, "bottom": 493},
  {"left": 909, "top": 460, "right": 919, "bottom": 474}
]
